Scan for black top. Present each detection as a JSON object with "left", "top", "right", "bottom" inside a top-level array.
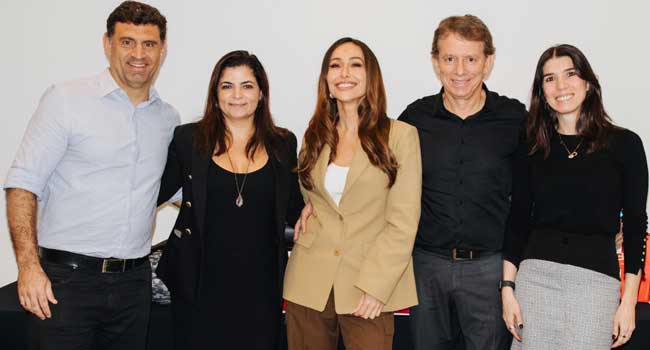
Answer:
[
  {"left": 203, "top": 160, "right": 278, "bottom": 300},
  {"left": 398, "top": 86, "right": 526, "bottom": 252},
  {"left": 504, "top": 129, "right": 648, "bottom": 279}
]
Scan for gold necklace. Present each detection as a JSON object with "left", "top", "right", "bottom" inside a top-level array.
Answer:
[
  {"left": 225, "top": 151, "right": 250, "bottom": 207},
  {"left": 558, "top": 134, "right": 583, "bottom": 159}
]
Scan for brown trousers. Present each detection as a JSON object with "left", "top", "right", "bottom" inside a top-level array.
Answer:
[{"left": 286, "top": 291, "right": 394, "bottom": 350}]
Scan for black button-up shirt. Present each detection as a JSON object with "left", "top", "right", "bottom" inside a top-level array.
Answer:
[{"left": 398, "top": 86, "right": 525, "bottom": 252}]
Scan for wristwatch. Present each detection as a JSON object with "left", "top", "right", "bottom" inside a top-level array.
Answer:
[{"left": 499, "top": 280, "right": 516, "bottom": 291}]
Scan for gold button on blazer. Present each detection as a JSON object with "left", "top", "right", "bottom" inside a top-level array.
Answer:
[{"left": 284, "top": 120, "right": 422, "bottom": 314}]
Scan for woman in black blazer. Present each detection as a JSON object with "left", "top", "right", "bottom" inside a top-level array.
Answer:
[{"left": 156, "top": 51, "right": 303, "bottom": 350}]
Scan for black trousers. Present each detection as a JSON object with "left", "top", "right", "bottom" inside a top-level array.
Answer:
[
  {"left": 29, "top": 259, "right": 152, "bottom": 350},
  {"left": 410, "top": 248, "right": 510, "bottom": 350}
]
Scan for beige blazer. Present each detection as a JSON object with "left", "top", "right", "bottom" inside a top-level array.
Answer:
[{"left": 284, "top": 120, "right": 422, "bottom": 314}]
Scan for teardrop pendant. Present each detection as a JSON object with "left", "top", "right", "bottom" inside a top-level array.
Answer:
[
  {"left": 235, "top": 194, "right": 244, "bottom": 207},
  {"left": 568, "top": 151, "right": 578, "bottom": 159}
]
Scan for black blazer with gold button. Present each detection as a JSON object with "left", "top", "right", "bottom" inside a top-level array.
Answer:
[{"left": 156, "top": 122, "right": 304, "bottom": 304}]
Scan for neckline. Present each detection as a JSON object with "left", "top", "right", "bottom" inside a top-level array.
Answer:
[
  {"left": 211, "top": 158, "right": 269, "bottom": 175},
  {"left": 556, "top": 132, "right": 580, "bottom": 138},
  {"left": 329, "top": 162, "right": 350, "bottom": 169}
]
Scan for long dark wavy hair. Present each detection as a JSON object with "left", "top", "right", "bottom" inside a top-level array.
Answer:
[
  {"left": 194, "top": 50, "right": 287, "bottom": 160},
  {"left": 527, "top": 44, "right": 617, "bottom": 157},
  {"left": 297, "top": 37, "right": 398, "bottom": 190}
]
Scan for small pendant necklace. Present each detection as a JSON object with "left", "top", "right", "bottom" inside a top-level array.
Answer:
[
  {"left": 225, "top": 151, "right": 250, "bottom": 207},
  {"left": 558, "top": 134, "right": 583, "bottom": 159}
]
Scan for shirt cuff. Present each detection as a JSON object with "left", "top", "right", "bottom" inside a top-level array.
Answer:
[{"left": 3, "top": 167, "right": 45, "bottom": 199}]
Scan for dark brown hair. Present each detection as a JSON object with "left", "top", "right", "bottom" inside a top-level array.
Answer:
[
  {"left": 431, "top": 15, "right": 495, "bottom": 57},
  {"left": 194, "top": 50, "right": 287, "bottom": 160},
  {"left": 107, "top": 1, "right": 167, "bottom": 41},
  {"left": 298, "top": 37, "right": 398, "bottom": 190},
  {"left": 527, "top": 44, "right": 616, "bottom": 157}
]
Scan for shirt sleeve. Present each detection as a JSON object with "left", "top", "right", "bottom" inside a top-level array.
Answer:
[
  {"left": 620, "top": 130, "right": 649, "bottom": 275},
  {"left": 4, "top": 85, "right": 68, "bottom": 198},
  {"left": 503, "top": 138, "right": 533, "bottom": 268}
]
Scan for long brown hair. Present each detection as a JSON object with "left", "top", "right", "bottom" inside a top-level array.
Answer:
[
  {"left": 298, "top": 37, "right": 398, "bottom": 190},
  {"left": 194, "top": 50, "right": 287, "bottom": 160},
  {"left": 527, "top": 44, "right": 617, "bottom": 157}
]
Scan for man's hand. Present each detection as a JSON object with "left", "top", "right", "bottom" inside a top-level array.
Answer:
[
  {"left": 17, "top": 264, "right": 57, "bottom": 320},
  {"left": 7, "top": 188, "right": 57, "bottom": 320}
]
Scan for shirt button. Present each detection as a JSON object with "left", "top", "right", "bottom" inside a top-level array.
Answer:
[
  {"left": 334, "top": 249, "right": 341, "bottom": 256},
  {"left": 338, "top": 214, "right": 343, "bottom": 221},
  {"left": 185, "top": 201, "right": 192, "bottom": 208},
  {"left": 188, "top": 174, "right": 192, "bottom": 180},
  {"left": 185, "top": 228, "right": 192, "bottom": 235}
]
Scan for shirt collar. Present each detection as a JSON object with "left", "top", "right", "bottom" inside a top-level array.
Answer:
[{"left": 96, "top": 68, "right": 160, "bottom": 106}]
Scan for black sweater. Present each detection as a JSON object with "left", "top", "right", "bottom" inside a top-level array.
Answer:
[{"left": 503, "top": 128, "right": 648, "bottom": 279}]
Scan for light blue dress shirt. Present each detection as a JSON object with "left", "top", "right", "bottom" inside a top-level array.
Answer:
[{"left": 4, "top": 69, "right": 180, "bottom": 259}]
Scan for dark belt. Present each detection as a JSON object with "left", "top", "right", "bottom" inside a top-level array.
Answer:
[
  {"left": 39, "top": 247, "right": 148, "bottom": 273},
  {"left": 451, "top": 248, "right": 480, "bottom": 261},
  {"left": 419, "top": 246, "right": 494, "bottom": 262}
]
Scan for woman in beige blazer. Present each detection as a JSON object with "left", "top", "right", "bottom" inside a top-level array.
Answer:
[{"left": 283, "top": 37, "right": 422, "bottom": 350}]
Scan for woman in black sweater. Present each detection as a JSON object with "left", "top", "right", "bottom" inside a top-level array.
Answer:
[{"left": 502, "top": 44, "right": 647, "bottom": 349}]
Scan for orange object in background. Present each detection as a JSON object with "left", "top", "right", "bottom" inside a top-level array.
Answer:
[{"left": 618, "top": 234, "right": 650, "bottom": 302}]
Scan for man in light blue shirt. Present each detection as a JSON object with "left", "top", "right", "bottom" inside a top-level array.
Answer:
[{"left": 4, "top": 2, "right": 179, "bottom": 349}]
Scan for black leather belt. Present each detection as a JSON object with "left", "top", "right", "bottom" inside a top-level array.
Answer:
[
  {"left": 39, "top": 247, "right": 148, "bottom": 273},
  {"left": 451, "top": 248, "right": 480, "bottom": 261},
  {"left": 419, "top": 246, "right": 490, "bottom": 262}
]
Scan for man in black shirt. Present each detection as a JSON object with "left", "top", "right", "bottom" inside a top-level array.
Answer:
[{"left": 398, "top": 15, "right": 526, "bottom": 350}]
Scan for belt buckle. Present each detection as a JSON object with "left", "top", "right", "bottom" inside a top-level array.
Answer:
[
  {"left": 102, "top": 258, "right": 127, "bottom": 273},
  {"left": 451, "top": 248, "right": 473, "bottom": 262}
]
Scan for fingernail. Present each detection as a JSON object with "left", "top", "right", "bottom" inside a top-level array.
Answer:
[{"left": 518, "top": 324, "right": 523, "bottom": 329}]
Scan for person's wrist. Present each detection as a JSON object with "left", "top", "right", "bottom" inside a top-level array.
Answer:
[
  {"left": 620, "top": 296, "right": 637, "bottom": 308},
  {"left": 499, "top": 280, "right": 516, "bottom": 291},
  {"left": 18, "top": 260, "right": 42, "bottom": 272},
  {"left": 501, "top": 287, "right": 515, "bottom": 298}
]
